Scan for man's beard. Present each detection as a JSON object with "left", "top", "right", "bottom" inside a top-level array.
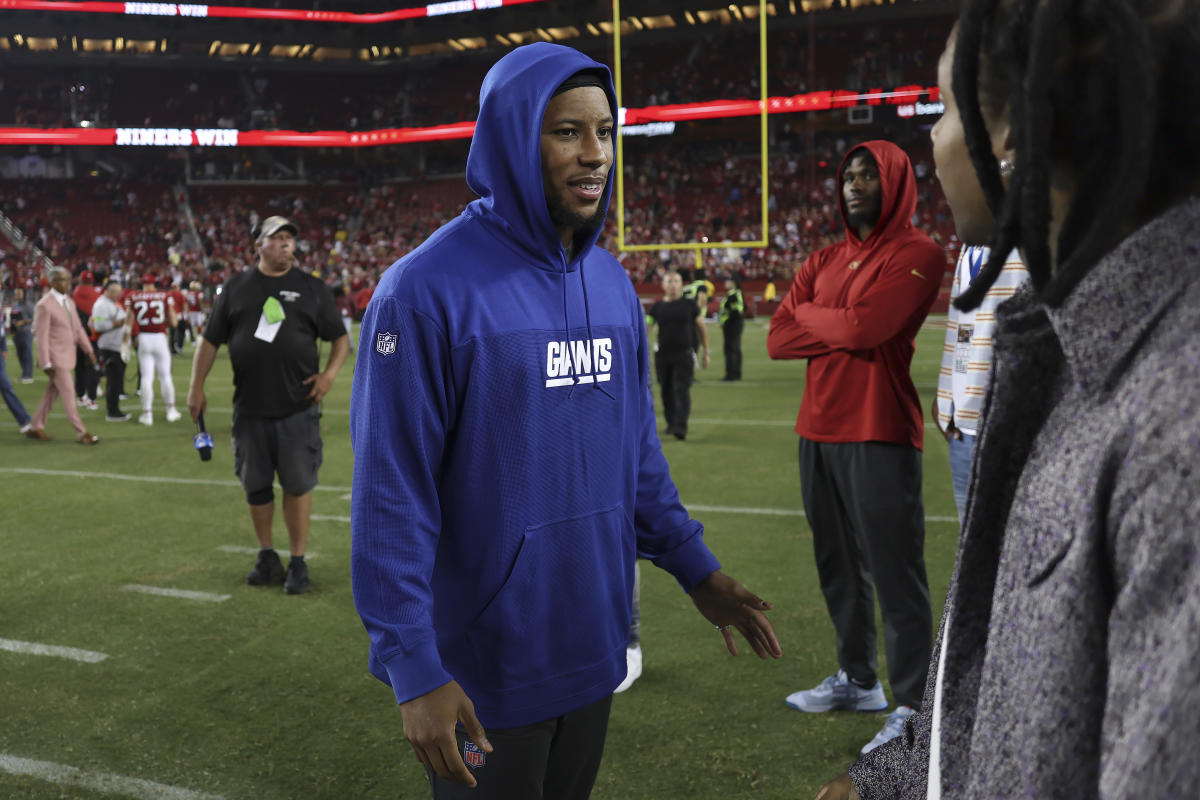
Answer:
[
  {"left": 846, "top": 205, "right": 881, "bottom": 231},
  {"left": 547, "top": 191, "right": 607, "bottom": 241}
]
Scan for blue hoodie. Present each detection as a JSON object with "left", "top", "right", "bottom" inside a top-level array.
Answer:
[{"left": 349, "top": 43, "right": 721, "bottom": 729}]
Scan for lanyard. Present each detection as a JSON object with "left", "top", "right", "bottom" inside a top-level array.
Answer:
[{"left": 967, "top": 247, "right": 987, "bottom": 284}]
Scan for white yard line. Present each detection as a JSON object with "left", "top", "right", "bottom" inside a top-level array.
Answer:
[
  {"left": 120, "top": 585, "right": 231, "bottom": 603},
  {"left": 0, "top": 467, "right": 351, "bottom": 494},
  {"left": 2, "top": 470, "right": 956, "bottom": 524},
  {"left": 216, "top": 545, "right": 316, "bottom": 559},
  {"left": 0, "top": 753, "right": 224, "bottom": 800},
  {"left": 0, "top": 637, "right": 109, "bottom": 663},
  {"left": 688, "top": 503, "right": 958, "bottom": 524}
]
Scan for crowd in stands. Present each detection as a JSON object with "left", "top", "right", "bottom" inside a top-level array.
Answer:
[
  {"left": 1, "top": 16, "right": 949, "bottom": 132},
  {"left": 2, "top": 123, "right": 956, "bottom": 314},
  {"left": 2, "top": 12, "right": 957, "bottom": 304}
]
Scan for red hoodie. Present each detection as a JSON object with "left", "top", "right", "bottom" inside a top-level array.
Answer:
[{"left": 767, "top": 140, "right": 944, "bottom": 450}]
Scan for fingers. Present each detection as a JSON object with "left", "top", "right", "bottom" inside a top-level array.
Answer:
[
  {"left": 460, "top": 704, "right": 493, "bottom": 755},
  {"left": 721, "top": 627, "right": 739, "bottom": 657},
  {"left": 733, "top": 610, "right": 782, "bottom": 660},
  {"left": 408, "top": 734, "right": 477, "bottom": 787}
]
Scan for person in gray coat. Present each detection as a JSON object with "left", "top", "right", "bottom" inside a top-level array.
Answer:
[{"left": 818, "top": 1, "right": 1200, "bottom": 797}]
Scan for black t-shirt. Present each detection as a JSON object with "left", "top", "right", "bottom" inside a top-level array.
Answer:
[
  {"left": 648, "top": 297, "right": 699, "bottom": 356},
  {"left": 204, "top": 267, "right": 344, "bottom": 418}
]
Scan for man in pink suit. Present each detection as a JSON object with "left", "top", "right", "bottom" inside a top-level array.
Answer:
[{"left": 28, "top": 267, "right": 100, "bottom": 444}]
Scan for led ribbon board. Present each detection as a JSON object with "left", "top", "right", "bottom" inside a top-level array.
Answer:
[{"left": 0, "top": 0, "right": 546, "bottom": 23}]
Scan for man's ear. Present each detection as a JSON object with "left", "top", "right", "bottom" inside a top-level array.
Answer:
[{"left": 988, "top": 104, "right": 1014, "bottom": 166}]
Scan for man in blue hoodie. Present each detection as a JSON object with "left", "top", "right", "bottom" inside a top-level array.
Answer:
[{"left": 350, "top": 43, "right": 781, "bottom": 799}]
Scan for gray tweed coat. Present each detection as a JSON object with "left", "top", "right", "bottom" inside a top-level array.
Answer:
[{"left": 848, "top": 197, "right": 1200, "bottom": 799}]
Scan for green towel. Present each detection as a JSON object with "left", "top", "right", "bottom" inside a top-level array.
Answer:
[{"left": 263, "top": 297, "right": 286, "bottom": 324}]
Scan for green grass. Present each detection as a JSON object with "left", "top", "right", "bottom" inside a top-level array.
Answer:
[{"left": 0, "top": 317, "right": 955, "bottom": 799}]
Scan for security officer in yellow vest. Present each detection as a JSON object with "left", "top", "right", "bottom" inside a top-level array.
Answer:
[{"left": 719, "top": 274, "right": 745, "bottom": 381}]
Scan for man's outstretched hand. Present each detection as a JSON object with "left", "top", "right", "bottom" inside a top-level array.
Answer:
[
  {"left": 399, "top": 680, "right": 493, "bottom": 787},
  {"left": 689, "top": 570, "right": 782, "bottom": 659}
]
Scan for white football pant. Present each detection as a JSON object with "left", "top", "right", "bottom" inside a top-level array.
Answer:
[{"left": 138, "top": 332, "right": 176, "bottom": 413}]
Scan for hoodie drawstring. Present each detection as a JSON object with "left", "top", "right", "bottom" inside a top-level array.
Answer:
[
  {"left": 579, "top": 255, "right": 616, "bottom": 401},
  {"left": 560, "top": 249, "right": 615, "bottom": 401}
]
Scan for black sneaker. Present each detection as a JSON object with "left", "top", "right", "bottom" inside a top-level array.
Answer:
[
  {"left": 284, "top": 558, "right": 310, "bottom": 595},
  {"left": 246, "top": 549, "right": 285, "bottom": 586}
]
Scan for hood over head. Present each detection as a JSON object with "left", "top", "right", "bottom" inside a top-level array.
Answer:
[
  {"left": 837, "top": 140, "right": 920, "bottom": 245},
  {"left": 466, "top": 43, "right": 617, "bottom": 270}
]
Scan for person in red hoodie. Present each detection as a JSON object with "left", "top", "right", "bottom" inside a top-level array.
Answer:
[{"left": 767, "top": 139, "right": 943, "bottom": 756}]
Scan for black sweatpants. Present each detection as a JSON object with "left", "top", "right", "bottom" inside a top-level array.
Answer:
[
  {"left": 429, "top": 695, "right": 612, "bottom": 800},
  {"left": 655, "top": 351, "right": 694, "bottom": 436},
  {"left": 75, "top": 343, "right": 99, "bottom": 401},
  {"left": 722, "top": 320, "right": 743, "bottom": 380},
  {"left": 99, "top": 348, "right": 126, "bottom": 417},
  {"left": 797, "top": 437, "right": 932, "bottom": 709}
]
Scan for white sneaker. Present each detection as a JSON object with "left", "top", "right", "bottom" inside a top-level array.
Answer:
[
  {"left": 165, "top": 407, "right": 182, "bottom": 422},
  {"left": 614, "top": 645, "right": 643, "bottom": 694},
  {"left": 19, "top": 423, "right": 32, "bottom": 434},
  {"left": 138, "top": 412, "right": 153, "bottom": 426},
  {"left": 785, "top": 669, "right": 888, "bottom": 713},
  {"left": 861, "top": 705, "right": 916, "bottom": 755}
]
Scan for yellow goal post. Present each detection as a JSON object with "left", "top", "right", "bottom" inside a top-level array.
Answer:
[{"left": 612, "top": 0, "right": 770, "bottom": 270}]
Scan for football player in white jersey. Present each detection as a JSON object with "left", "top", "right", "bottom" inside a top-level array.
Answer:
[{"left": 124, "top": 272, "right": 181, "bottom": 425}]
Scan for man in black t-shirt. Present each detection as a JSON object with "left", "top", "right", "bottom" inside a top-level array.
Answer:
[
  {"left": 647, "top": 269, "right": 709, "bottom": 442},
  {"left": 187, "top": 216, "right": 349, "bottom": 595}
]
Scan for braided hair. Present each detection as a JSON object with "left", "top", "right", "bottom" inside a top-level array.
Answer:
[{"left": 953, "top": 0, "right": 1200, "bottom": 310}]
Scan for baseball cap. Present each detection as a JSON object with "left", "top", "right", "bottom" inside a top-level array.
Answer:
[
  {"left": 142, "top": 271, "right": 157, "bottom": 285},
  {"left": 81, "top": 270, "right": 95, "bottom": 283},
  {"left": 256, "top": 216, "right": 299, "bottom": 242}
]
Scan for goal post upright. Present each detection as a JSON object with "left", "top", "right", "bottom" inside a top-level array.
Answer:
[{"left": 613, "top": 0, "right": 770, "bottom": 261}]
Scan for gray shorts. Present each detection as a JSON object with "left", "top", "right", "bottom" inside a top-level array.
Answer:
[{"left": 231, "top": 406, "right": 323, "bottom": 504}]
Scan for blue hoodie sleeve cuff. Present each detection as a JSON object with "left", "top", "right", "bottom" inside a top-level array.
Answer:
[
  {"left": 379, "top": 638, "right": 454, "bottom": 706},
  {"left": 650, "top": 534, "right": 722, "bottom": 594}
]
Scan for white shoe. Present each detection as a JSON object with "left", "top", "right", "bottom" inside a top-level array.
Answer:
[
  {"left": 861, "top": 705, "right": 916, "bottom": 755},
  {"left": 138, "top": 412, "right": 153, "bottom": 426},
  {"left": 166, "top": 407, "right": 182, "bottom": 422},
  {"left": 614, "top": 645, "right": 642, "bottom": 694},
  {"left": 19, "top": 423, "right": 32, "bottom": 434},
  {"left": 785, "top": 669, "right": 888, "bottom": 713}
]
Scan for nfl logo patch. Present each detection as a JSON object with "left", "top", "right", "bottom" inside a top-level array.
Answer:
[
  {"left": 463, "top": 741, "right": 486, "bottom": 769},
  {"left": 375, "top": 331, "right": 397, "bottom": 356}
]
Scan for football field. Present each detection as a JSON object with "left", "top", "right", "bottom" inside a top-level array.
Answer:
[{"left": 1, "top": 317, "right": 957, "bottom": 800}]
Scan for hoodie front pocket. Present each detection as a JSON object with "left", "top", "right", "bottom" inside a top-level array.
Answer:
[{"left": 467, "top": 505, "right": 633, "bottom": 692}]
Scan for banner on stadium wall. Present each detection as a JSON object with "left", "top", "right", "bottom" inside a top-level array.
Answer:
[
  {"left": 0, "top": 0, "right": 545, "bottom": 23},
  {"left": 0, "top": 86, "right": 938, "bottom": 148}
]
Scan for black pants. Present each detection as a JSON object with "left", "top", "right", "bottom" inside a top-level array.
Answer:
[
  {"left": 797, "top": 438, "right": 932, "bottom": 709},
  {"left": 75, "top": 343, "right": 99, "bottom": 401},
  {"left": 430, "top": 695, "right": 612, "bottom": 800},
  {"left": 654, "top": 352, "right": 694, "bottom": 436},
  {"left": 722, "top": 320, "right": 743, "bottom": 380},
  {"left": 99, "top": 348, "right": 126, "bottom": 417},
  {"left": 13, "top": 329, "right": 33, "bottom": 379}
]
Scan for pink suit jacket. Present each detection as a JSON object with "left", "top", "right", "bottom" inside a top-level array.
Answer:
[{"left": 33, "top": 292, "right": 93, "bottom": 371}]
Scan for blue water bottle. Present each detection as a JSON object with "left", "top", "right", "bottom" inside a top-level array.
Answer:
[{"left": 194, "top": 412, "right": 214, "bottom": 461}]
